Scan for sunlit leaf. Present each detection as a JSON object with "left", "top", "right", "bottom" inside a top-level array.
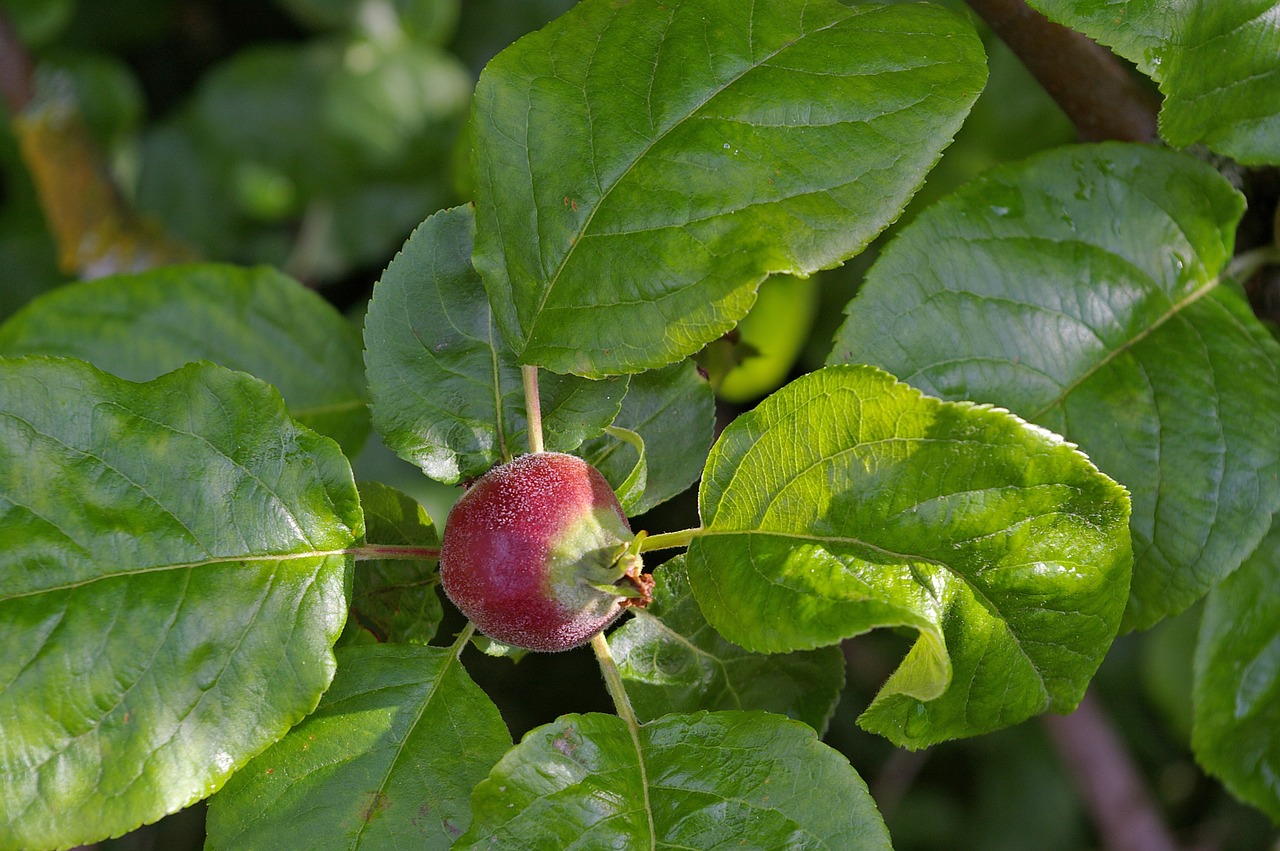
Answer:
[
  {"left": 0, "top": 359, "right": 362, "bottom": 849},
  {"left": 455, "top": 711, "right": 890, "bottom": 849},
  {"left": 831, "top": 143, "right": 1280, "bottom": 631},
  {"left": 472, "top": 0, "right": 987, "bottom": 376},
  {"left": 687, "top": 365, "right": 1132, "bottom": 748}
]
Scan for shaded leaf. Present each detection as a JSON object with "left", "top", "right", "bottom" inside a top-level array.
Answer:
[
  {"left": 0, "top": 263, "right": 370, "bottom": 456},
  {"left": 1193, "top": 522, "right": 1280, "bottom": 821},
  {"left": 206, "top": 643, "right": 511, "bottom": 850},
  {"left": 472, "top": 0, "right": 987, "bottom": 376},
  {"left": 578, "top": 360, "right": 715, "bottom": 515},
  {"left": 352, "top": 482, "right": 442, "bottom": 645},
  {"left": 0, "top": 359, "right": 362, "bottom": 850},
  {"left": 364, "top": 205, "right": 626, "bottom": 483},
  {"left": 456, "top": 711, "right": 890, "bottom": 849},
  {"left": 830, "top": 143, "right": 1280, "bottom": 631},
  {"left": 610, "top": 556, "right": 844, "bottom": 734},
  {"left": 686, "top": 365, "right": 1132, "bottom": 748},
  {"left": 1026, "top": 0, "right": 1280, "bottom": 163}
]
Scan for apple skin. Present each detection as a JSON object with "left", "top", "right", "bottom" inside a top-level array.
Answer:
[{"left": 440, "top": 452, "right": 648, "bottom": 652}]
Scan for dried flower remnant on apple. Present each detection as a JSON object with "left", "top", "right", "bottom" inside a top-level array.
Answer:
[{"left": 440, "top": 451, "right": 653, "bottom": 652}]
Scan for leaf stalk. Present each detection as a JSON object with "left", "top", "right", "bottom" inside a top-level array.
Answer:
[{"left": 638, "top": 527, "right": 703, "bottom": 552}]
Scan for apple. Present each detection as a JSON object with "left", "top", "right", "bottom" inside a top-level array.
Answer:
[{"left": 440, "top": 452, "right": 651, "bottom": 652}]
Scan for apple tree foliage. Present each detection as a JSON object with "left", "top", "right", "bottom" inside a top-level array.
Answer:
[{"left": 1, "top": 0, "right": 1278, "bottom": 847}]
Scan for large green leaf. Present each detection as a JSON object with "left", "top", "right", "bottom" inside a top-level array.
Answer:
[
  {"left": 1193, "top": 522, "right": 1280, "bottom": 821},
  {"left": 1026, "top": 0, "right": 1280, "bottom": 163},
  {"left": 472, "top": 0, "right": 987, "bottom": 376},
  {"left": 351, "top": 482, "right": 442, "bottom": 645},
  {"left": 364, "top": 205, "right": 627, "bottom": 483},
  {"left": 455, "top": 711, "right": 890, "bottom": 849},
  {"left": 0, "top": 263, "right": 370, "bottom": 456},
  {"left": 0, "top": 359, "right": 363, "bottom": 850},
  {"left": 578, "top": 360, "right": 714, "bottom": 515},
  {"left": 609, "top": 556, "right": 844, "bottom": 734},
  {"left": 205, "top": 643, "right": 511, "bottom": 850},
  {"left": 830, "top": 143, "right": 1280, "bottom": 631},
  {"left": 686, "top": 365, "right": 1132, "bottom": 748}
]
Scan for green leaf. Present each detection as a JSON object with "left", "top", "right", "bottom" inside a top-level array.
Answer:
[
  {"left": 364, "top": 205, "right": 626, "bottom": 483},
  {"left": 830, "top": 143, "right": 1280, "bottom": 632},
  {"left": 455, "top": 711, "right": 890, "bottom": 849},
  {"left": 0, "top": 263, "right": 371, "bottom": 457},
  {"left": 206, "top": 643, "right": 511, "bottom": 850},
  {"left": 472, "top": 0, "right": 987, "bottom": 376},
  {"left": 352, "top": 482, "right": 442, "bottom": 645},
  {"left": 324, "top": 38, "right": 470, "bottom": 168},
  {"left": 686, "top": 365, "right": 1132, "bottom": 748},
  {"left": 601, "top": 426, "right": 647, "bottom": 515},
  {"left": 1193, "top": 521, "right": 1280, "bottom": 821},
  {"left": 195, "top": 44, "right": 351, "bottom": 196},
  {"left": 1026, "top": 0, "right": 1280, "bottom": 163},
  {"left": 578, "top": 360, "right": 715, "bottom": 515},
  {"left": 609, "top": 556, "right": 844, "bottom": 734},
  {"left": 0, "top": 359, "right": 363, "bottom": 850}
]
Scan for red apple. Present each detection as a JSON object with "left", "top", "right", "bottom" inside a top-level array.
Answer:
[{"left": 440, "top": 452, "right": 650, "bottom": 652}]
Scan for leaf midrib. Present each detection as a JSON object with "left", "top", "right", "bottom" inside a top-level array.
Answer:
[
  {"left": 1028, "top": 276, "right": 1219, "bottom": 420},
  {"left": 348, "top": 648, "right": 458, "bottom": 850},
  {"left": 0, "top": 549, "right": 351, "bottom": 602}
]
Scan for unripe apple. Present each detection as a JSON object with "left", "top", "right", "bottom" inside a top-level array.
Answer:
[{"left": 440, "top": 452, "right": 651, "bottom": 652}]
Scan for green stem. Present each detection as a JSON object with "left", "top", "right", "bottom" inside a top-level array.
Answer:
[
  {"left": 451, "top": 622, "right": 476, "bottom": 658},
  {"left": 591, "top": 632, "right": 639, "bottom": 726},
  {"left": 522, "top": 364, "right": 544, "bottom": 453},
  {"left": 1226, "top": 243, "right": 1280, "bottom": 283},
  {"left": 590, "top": 632, "right": 656, "bottom": 845},
  {"left": 638, "top": 527, "right": 704, "bottom": 552},
  {"left": 350, "top": 543, "right": 441, "bottom": 561}
]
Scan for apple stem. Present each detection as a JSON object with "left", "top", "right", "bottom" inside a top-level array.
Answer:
[
  {"left": 522, "top": 364, "right": 545, "bottom": 453},
  {"left": 637, "top": 527, "right": 704, "bottom": 552}
]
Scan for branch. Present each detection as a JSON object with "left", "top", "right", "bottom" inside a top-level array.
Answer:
[
  {"left": 963, "top": 0, "right": 1159, "bottom": 143},
  {"left": 0, "top": 9, "right": 33, "bottom": 115},
  {"left": 1042, "top": 691, "right": 1182, "bottom": 851}
]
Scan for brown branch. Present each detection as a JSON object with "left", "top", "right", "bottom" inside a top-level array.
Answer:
[
  {"left": 1042, "top": 690, "right": 1182, "bottom": 851},
  {"left": 964, "top": 0, "right": 1159, "bottom": 143},
  {"left": 0, "top": 9, "right": 34, "bottom": 115}
]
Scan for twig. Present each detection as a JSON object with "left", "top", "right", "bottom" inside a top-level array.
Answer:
[
  {"left": 0, "top": 9, "right": 33, "bottom": 114},
  {"left": 1042, "top": 690, "right": 1181, "bottom": 851},
  {"left": 963, "top": 0, "right": 1159, "bottom": 143},
  {"left": 870, "top": 748, "right": 931, "bottom": 820}
]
